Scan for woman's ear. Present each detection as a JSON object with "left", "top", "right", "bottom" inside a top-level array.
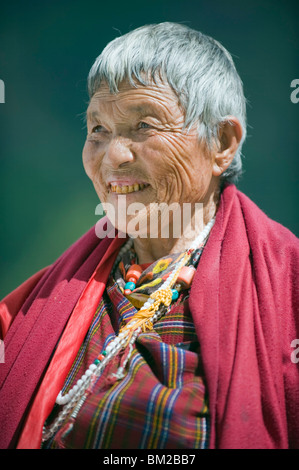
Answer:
[{"left": 212, "top": 116, "right": 243, "bottom": 177}]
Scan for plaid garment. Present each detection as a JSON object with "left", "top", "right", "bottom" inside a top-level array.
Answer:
[{"left": 43, "top": 252, "right": 210, "bottom": 449}]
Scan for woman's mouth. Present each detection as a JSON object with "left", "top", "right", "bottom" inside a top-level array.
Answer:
[{"left": 109, "top": 182, "right": 150, "bottom": 194}]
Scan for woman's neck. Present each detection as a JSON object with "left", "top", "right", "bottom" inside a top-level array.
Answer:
[{"left": 132, "top": 192, "right": 219, "bottom": 264}]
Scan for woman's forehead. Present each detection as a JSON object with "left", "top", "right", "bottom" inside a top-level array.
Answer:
[{"left": 87, "top": 81, "right": 182, "bottom": 119}]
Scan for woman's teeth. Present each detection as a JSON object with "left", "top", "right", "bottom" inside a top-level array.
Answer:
[{"left": 110, "top": 183, "right": 148, "bottom": 194}]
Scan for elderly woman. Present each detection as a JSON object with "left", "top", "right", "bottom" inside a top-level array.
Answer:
[{"left": 0, "top": 22, "right": 298, "bottom": 450}]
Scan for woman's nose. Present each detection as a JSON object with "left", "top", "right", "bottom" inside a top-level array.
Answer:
[{"left": 103, "top": 136, "right": 135, "bottom": 169}]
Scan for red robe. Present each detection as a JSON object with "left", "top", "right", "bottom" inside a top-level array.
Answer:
[{"left": 0, "top": 184, "right": 298, "bottom": 449}]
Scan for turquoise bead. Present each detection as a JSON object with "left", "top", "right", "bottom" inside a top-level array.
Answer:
[
  {"left": 124, "top": 281, "right": 136, "bottom": 291},
  {"left": 171, "top": 289, "right": 179, "bottom": 300}
]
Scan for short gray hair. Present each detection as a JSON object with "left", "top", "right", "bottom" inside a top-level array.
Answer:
[{"left": 87, "top": 22, "right": 247, "bottom": 184}]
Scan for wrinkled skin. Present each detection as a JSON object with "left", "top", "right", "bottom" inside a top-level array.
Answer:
[{"left": 83, "top": 80, "right": 241, "bottom": 262}]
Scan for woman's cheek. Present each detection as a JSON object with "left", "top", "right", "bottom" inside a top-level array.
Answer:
[{"left": 83, "top": 142, "right": 103, "bottom": 179}]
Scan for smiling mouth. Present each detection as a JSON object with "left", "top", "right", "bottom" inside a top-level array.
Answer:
[{"left": 109, "top": 182, "right": 150, "bottom": 194}]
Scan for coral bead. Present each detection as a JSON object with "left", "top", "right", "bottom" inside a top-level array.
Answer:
[
  {"left": 125, "top": 264, "right": 143, "bottom": 283},
  {"left": 176, "top": 266, "right": 196, "bottom": 289}
]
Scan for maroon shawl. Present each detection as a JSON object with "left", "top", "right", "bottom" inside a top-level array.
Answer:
[{"left": 0, "top": 184, "right": 298, "bottom": 449}]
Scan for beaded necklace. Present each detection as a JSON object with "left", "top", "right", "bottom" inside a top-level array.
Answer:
[{"left": 42, "top": 217, "right": 215, "bottom": 443}]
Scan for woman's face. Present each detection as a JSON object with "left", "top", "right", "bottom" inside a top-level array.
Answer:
[{"left": 83, "top": 80, "right": 218, "bottom": 236}]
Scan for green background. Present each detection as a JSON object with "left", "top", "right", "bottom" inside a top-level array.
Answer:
[{"left": 0, "top": 0, "right": 298, "bottom": 298}]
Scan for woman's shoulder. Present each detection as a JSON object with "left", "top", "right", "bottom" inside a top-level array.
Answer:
[{"left": 236, "top": 188, "right": 299, "bottom": 250}]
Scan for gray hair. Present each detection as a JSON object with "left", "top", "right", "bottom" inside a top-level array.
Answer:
[{"left": 87, "top": 22, "right": 247, "bottom": 184}]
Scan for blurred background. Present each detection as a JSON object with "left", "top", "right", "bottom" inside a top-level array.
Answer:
[{"left": 0, "top": 0, "right": 298, "bottom": 297}]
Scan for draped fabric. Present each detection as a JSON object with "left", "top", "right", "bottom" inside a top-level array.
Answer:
[
  {"left": 42, "top": 269, "right": 209, "bottom": 449},
  {"left": 0, "top": 184, "right": 298, "bottom": 449},
  {"left": 0, "top": 231, "right": 124, "bottom": 449}
]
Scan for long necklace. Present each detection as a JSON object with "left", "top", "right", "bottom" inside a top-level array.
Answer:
[{"left": 42, "top": 217, "right": 215, "bottom": 443}]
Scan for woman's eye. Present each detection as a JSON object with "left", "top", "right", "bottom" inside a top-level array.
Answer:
[
  {"left": 138, "top": 121, "right": 151, "bottom": 129},
  {"left": 91, "top": 125, "right": 105, "bottom": 133}
]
